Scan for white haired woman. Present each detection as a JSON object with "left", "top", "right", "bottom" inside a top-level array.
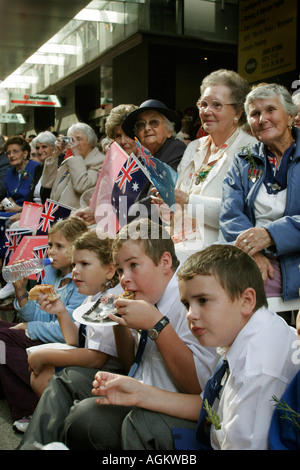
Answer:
[
  {"left": 219, "top": 83, "right": 300, "bottom": 302},
  {"left": 41, "top": 123, "right": 104, "bottom": 209}
]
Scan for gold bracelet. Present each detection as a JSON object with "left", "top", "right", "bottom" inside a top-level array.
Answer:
[{"left": 184, "top": 195, "right": 189, "bottom": 205}]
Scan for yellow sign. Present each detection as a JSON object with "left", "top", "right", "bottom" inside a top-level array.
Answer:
[{"left": 238, "top": 0, "right": 297, "bottom": 83}]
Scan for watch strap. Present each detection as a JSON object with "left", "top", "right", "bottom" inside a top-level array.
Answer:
[{"left": 148, "top": 316, "right": 170, "bottom": 339}]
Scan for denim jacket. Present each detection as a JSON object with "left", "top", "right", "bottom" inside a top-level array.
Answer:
[{"left": 219, "top": 127, "right": 300, "bottom": 300}]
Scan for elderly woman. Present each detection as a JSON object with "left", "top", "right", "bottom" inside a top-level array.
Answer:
[
  {"left": 219, "top": 83, "right": 300, "bottom": 301},
  {"left": 153, "top": 70, "right": 257, "bottom": 261},
  {"left": 122, "top": 99, "right": 184, "bottom": 169},
  {"left": 41, "top": 123, "right": 104, "bottom": 209},
  {"left": 28, "top": 131, "right": 62, "bottom": 205},
  {"left": 0, "top": 136, "right": 41, "bottom": 216},
  {"left": 122, "top": 99, "right": 186, "bottom": 217},
  {"left": 76, "top": 104, "right": 138, "bottom": 225},
  {"left": 8, "top": 131, "right": 60, "bottom": 228}
]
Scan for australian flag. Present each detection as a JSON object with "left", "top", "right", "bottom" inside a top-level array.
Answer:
[
  {"left": 36, "top": 199, "right": 74, "bottom": 235},
  {"left": 3, "top": 228, "right": 33, "bottom": 263},
  {"left": 135, "top": 139, "right": 178, "bottom": 208},
  {"left": 32, "top": 244, "right": 49, "bottom": 284},
  {"left": 111, "top": 154, "right": 148, "bottom": 227}
]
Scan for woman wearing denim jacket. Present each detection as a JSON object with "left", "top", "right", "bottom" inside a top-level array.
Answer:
[{"left": 219, "top": 83, "right": 300, "bottom": 301}]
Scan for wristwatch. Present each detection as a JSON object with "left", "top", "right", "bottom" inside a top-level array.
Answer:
[{"left": 147, "top": 316, "right": 170, "bottom": 340}]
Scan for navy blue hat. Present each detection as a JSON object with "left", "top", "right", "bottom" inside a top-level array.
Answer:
[{"left": 122, "top": 99, "right": 182, "bottom": 139}]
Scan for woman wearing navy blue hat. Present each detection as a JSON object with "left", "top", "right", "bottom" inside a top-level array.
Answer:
[
  {"left": 122, "top": 99, "right": 185, "bottom": 170},
  {"left": 122, "top": 99, "right": 186, "bottom": 217}
]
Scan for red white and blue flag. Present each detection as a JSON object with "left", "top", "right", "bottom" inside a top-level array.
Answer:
[
  {"left": 4, "top": 228, "right": 34, "bottom": 263},
  {"left": 111, "top": 155, "right": 148, "bottom": 227},
  {"left": 36, "top": 199, "right": 74, "bottom": 235},
  {"left": 32, "top": 244, "right": 49, "bottom": 283},
  {"left": 134, "top": 139, "right": 178, "bottom": 208}
]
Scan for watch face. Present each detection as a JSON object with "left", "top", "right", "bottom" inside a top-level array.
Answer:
[{"left": 148, "top": 328, "right": 159, "bottom": 340}]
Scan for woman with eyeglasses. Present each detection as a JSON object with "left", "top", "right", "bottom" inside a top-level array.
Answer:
[
  {"left": 121, "top": 99, "right": 186, "bottom": 218},
  {"left": 154, "top": 69, "right": 257, "bottom": 263}
]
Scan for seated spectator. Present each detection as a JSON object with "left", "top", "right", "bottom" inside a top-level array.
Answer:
[
  {"left": 152, "top": 70, "right": 257, "bottom": 262},
  {"left": 62, "top": 245, "right": 298, "bottom": 450},
  {"left": 41, "top": 123, "right": 105, "bottom": 209},
  {"left": 17, "top": 218, "right": 216, "bottom": 449},
  {"left": 76, "top": 104, "right": 138, "bottom": 226},
  {"left": 269, "top": 309, "right": 300, "bottom": 449},
  {"left": 0, "top": 216, "right": 88, "bottom": 429},
  {"left": 0, "top": 136, "right": 41, "bottom": 217},
  {"left": 28, "top": 230, "right": 123, "bottom": 397},
  {"left": 219, "top": 83, "right": 300, "bottom": 301},
  {"left": 9, "top": 131, "right": 61, "bottom": 226},
  {"left": 122, "top": 99, "right": 186, "bottom": 218}
]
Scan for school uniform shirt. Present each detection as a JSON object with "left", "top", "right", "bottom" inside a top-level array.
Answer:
[
  {"left": 75, "top": 284, "right": 124, "bottom": 372},
  {"left": 133, "top": 272, "right": 217, "bottom": 392},
  {"left": 210, "top": 307, "right": 299, "bottom": 450}
]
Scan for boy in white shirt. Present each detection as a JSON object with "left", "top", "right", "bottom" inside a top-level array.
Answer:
[
  {"left": 70, "top": 244, "right": 299, "bottom": 450},
  {"left": 18, "top": 219, "right": 216, "bottom": 449}
]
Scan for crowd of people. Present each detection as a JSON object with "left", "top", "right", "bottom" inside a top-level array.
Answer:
[{"left": 0, "top": 69, "right": 299, "bottom": 451}]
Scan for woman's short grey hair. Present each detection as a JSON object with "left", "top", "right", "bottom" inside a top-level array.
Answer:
[
  {"left": 31, "top": 131, "right": 57, "bottom": 148},
  {"left": 292, "top": 92, "right": 300, "bottom": 105},
  {"left": 245, "top": 83, "right": 298, "bottom": 119},
  {"left": 161, "top": 114, "right": 176, "bottom": 135},
  {"left": 68, "top": 123, "right": 98, "bottom": 147},
  {"left": 200, "top": 69, "right": 251, "bottom": 126}
]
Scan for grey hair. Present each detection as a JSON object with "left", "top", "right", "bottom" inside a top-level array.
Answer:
[
  {"left": 162, "top": 115, "right": 176, "bottom": 136},
  {"left": 292, "top": 92, "right": 300, "bottom": 105},
  {"left": 245, "top": 83, "right": 298, "bottom": 120},
  {"left": 200, "top": 69, "right": 251, "bottom": 126},
  {"left": 31, "top": 131, "right": 57, "bottom": 149},
  {"left": 68, "top": 123, "right": 98, "bottom": 147}
]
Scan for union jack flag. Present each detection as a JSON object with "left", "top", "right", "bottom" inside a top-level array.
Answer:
[
  {"left": 135, "top": 138, "right": 157, "bottom": 172},
  {"left": 267, "top": 155, "right": 276, "bottom": 166},
  {"left": 115, "top": 156, "right": 142, "bottom": 194},
  {"left": 32, "top": 244, "right": 49, "bottom": 284},
  {"left": 36, "top": 199, "right": 74, "bottom": 235},
  {"left": 4, "top": 228, "right": 33, "bottom": 264}
]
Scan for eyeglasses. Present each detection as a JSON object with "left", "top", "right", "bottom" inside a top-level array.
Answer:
[
  {"left": 6, "top": 149, "right": 22, "bottom": 157},
  {"left": 196, "top": 100, "right": 235, "bottom": 113},
  {"left": 134, "top": 118, "right": 163, "bottom": 133}
]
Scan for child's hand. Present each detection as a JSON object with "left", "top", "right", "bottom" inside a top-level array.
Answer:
[
  {"left": 111, "top": 299, "right": 162, "bottom": 330},
  {"left": 92, "top": 371, "right": 141, "bottom": 407},
  {"left": 37, "top": 294, "right": 67, "bottom": 316}
]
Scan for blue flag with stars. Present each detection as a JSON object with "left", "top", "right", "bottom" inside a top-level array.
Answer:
[
  {"left": 135, "top": 139, "right": 178, "bottom": 208},
  {"left": 111, "top": 154, "right": 149, "bottom": 227}
]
